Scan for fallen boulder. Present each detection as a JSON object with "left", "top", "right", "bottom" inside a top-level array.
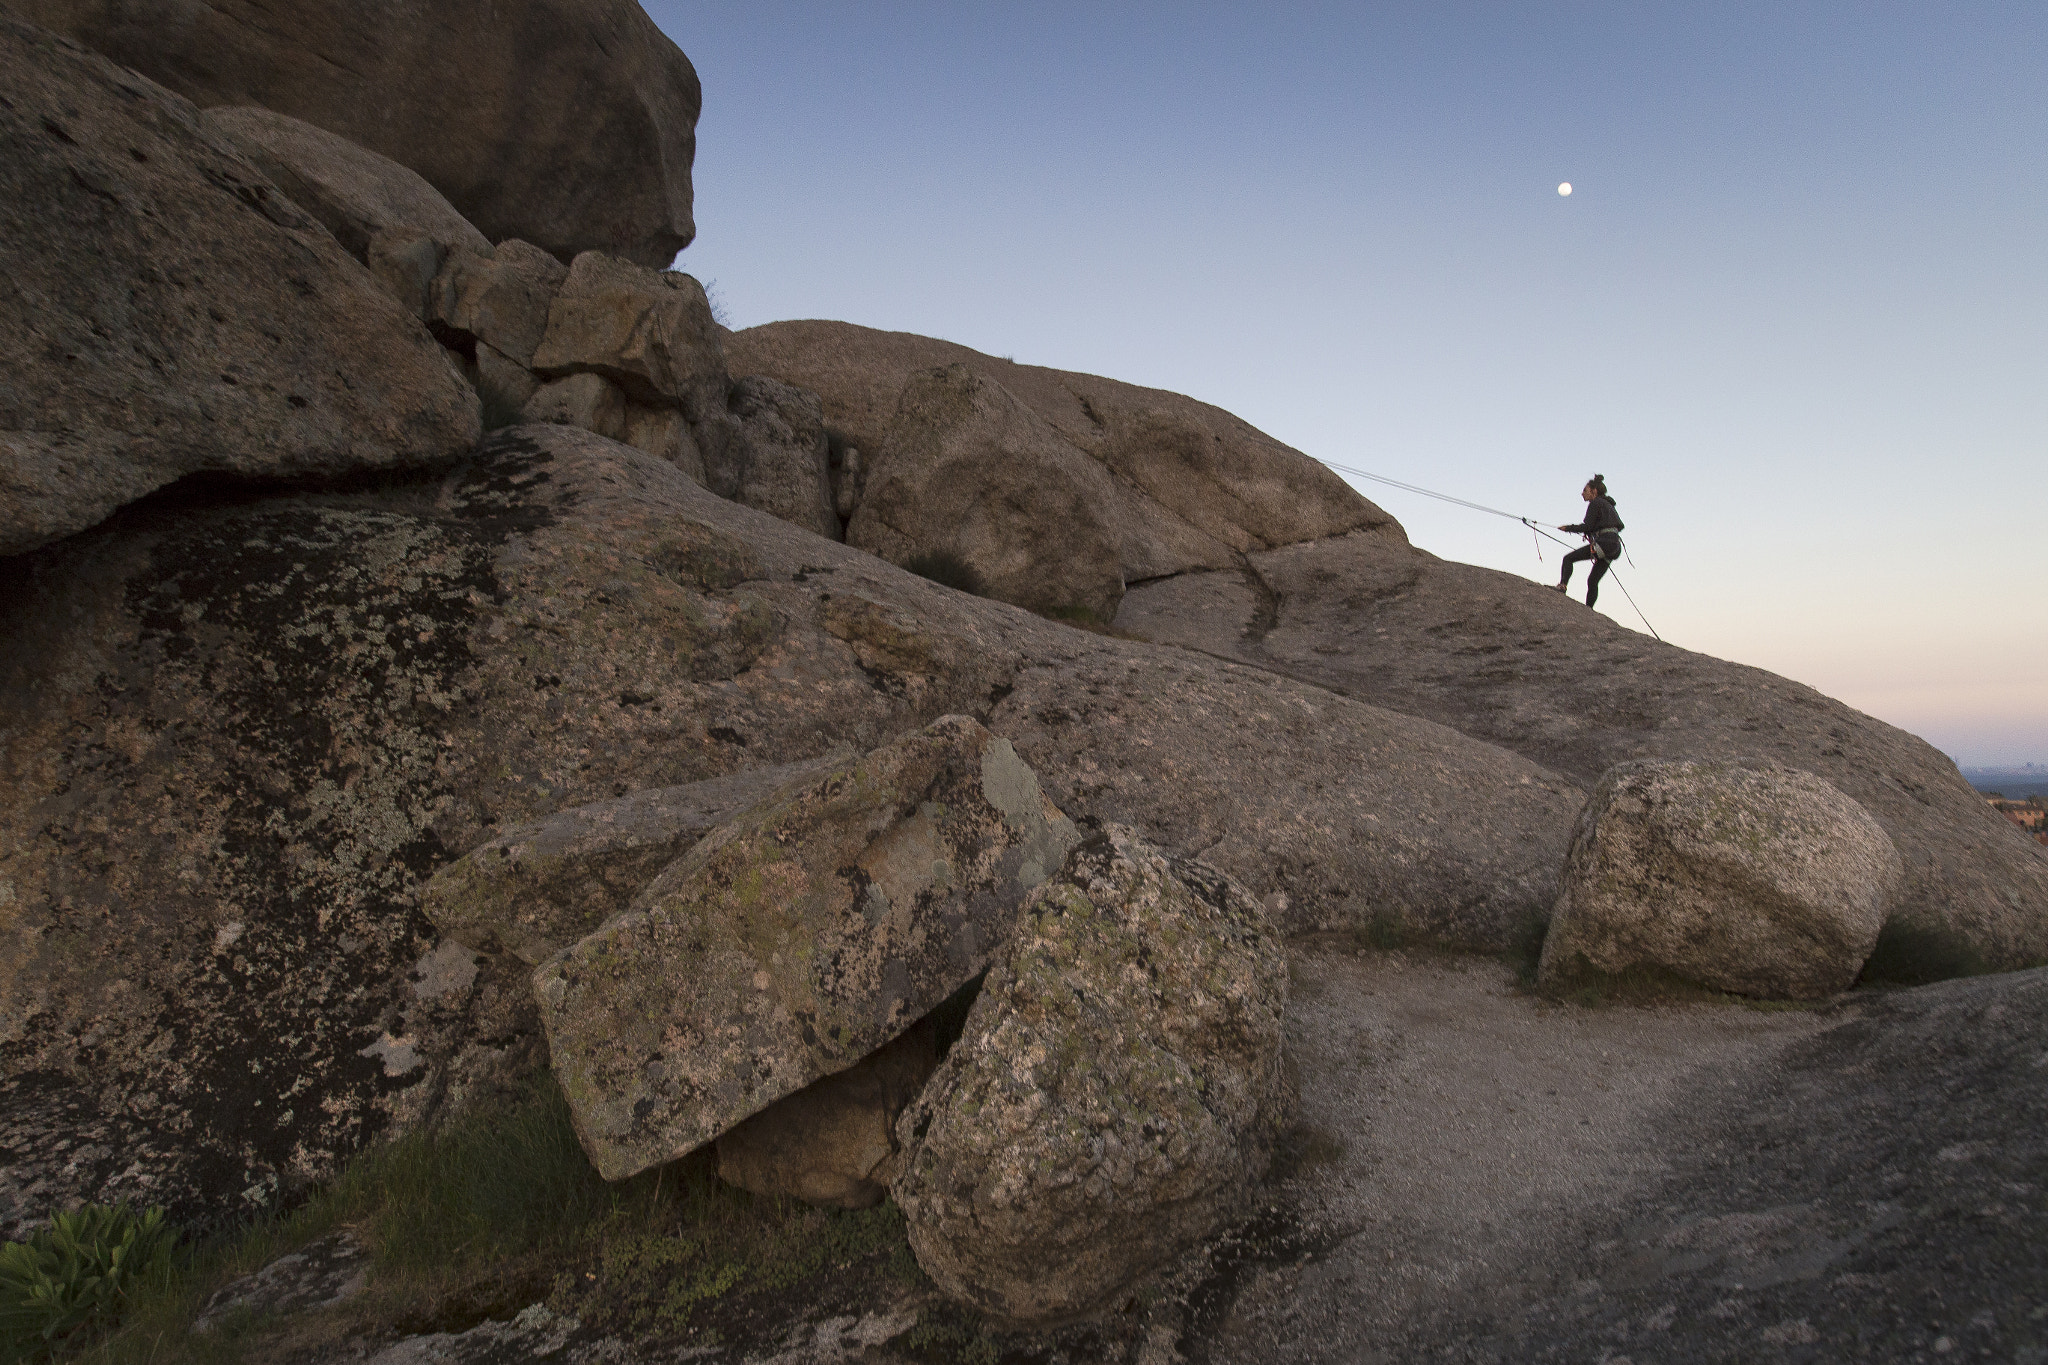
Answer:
[
  {"left": 534, "top": 715, "right": 1082, "bottom": 1181},
  {"left": 13, "top": 0, "right": 701, "bottom": 266},
  {"left": 1114, "top": 532, "right": 2048, "bottom": 973},
  {"left": 531, "top": 251, "right": 727, "bottom": 420},
  {"left": 430, "top": 241, "right": 571, "bottom": 369},
  {"left": 892, "top": 826, "right": 1290, "bottom": 1327},
  {"left": 725, "top": 319, "right": 1395, "bottom": 581},
  {"left": 1538, "top": 758, "right": 1902, "bottom": 998},
  {"left": 848, "top": 364, "right": 1126, "bottom": 621},
  {"left": 422, "top": 757, "right": 843, "bottom": 965},
  {"left": 0, "top": 14, "right": 480, "bottom": 557},
  {"left": 198, "top": 106, "right": 492, "bottom": 260},
  {"left": 714, "top": 1017, "right": 940, "bottom": 1210}
]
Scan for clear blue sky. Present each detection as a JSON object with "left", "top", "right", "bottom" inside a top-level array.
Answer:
[{"left": 646, "top": 2, "right": 2046, "bottom": 766}]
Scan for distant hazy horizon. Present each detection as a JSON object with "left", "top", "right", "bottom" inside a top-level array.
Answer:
[{"left": 649, "top": 1, "right": 2046, "bottom": 770}]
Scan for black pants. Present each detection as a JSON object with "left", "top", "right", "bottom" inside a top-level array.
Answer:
[{"left": 1559, "top": 544, "right": 1613, "bottom": 605}]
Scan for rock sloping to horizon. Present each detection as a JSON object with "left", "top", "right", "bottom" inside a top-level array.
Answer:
[
  {"left": 7, "top": 0, "right": 702, "bottom": 266},
  {"left": 1115, "top": 531, "right": 2048, "bottom": 970},
  {"left": 0, "top": 14, "right": 481, "bottom": 557}
]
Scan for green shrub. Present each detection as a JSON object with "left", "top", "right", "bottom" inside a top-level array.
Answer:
[
  {"left": 0, "top": 1204, "right": 173, "bottom": 1362},
  {"left": 901, "top": 552, "right": 987, "bottom": 597}
]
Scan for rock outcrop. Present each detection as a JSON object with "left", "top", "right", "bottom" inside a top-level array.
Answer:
[
  {"left": 848, "top": 364, "right": 1127, "bottom": 621},
  {"left": 893, "top": 827, "right": 1290, "bottom": 1327},
  {"left": 198, "top": 106, "right": 493, "bottom": 261},
  {"left": 1114, "top": 532, "right": 2048, "bottom": 972},
  {"left": 422, "top": 757, "right": 842, "bottom": 965},
  {"left": 1538, "top": 758, "right": 1902, "bottom": 998},
  {"left": 9, "top": 0, "right": 702, "bottom": 266},
  {"left": 0, "top": 424, "right": 1572, "bottom": 1229},
  {"left": 0, "top": 14, "right": 481, "bottom": 557},
  {"left": 724, "top": 319, "right": 1396, "bottom": 582},
  {"left": 535, "top": 715, "right": 1081, "bottom": 1181}
]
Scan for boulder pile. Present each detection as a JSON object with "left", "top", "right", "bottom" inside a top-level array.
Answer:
[{"left": 2, "top": 2, "right": 2044, "bottom": 1347}]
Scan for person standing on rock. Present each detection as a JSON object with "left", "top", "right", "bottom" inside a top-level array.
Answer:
[{"left": 1555, "top": 475, "right": 1624, "bottom": 606}]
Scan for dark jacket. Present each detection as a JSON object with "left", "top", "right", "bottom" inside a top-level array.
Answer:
[{"left": 1563, "top": 495, "right": 1623, "bottom": 542}]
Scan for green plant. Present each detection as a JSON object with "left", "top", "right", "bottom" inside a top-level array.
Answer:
[
  {"left": 902, "top": 552, "right": 987, "bottom": 597},
  {"left": 0, "top": 1204, "right": 173, "bottom": 1361}
]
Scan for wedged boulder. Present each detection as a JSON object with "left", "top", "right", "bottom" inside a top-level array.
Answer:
[
  {"left": 429, "top": 241, "right": 570, "bottom": 369},
  {"left": 0, "top": 14, "right": 481, "bottom": 558},
  {"left": 623, "top": 404, "right": 706, "bottom": 485},
  {"left": 534, "top": 714, "right": 1082, "bottom": 1181},
  {"left": 522, "top": 373, "right": 627, "bottom": 441},
  {"left": 197, "top": 106, "right": 491, "bottom": 260},
  {"left": 707, "top": 376, "right": 840, "bottom": 542},
  {"left": 725, "top": 319, "right": 1396, "bottom": 581},
  {"left": 1114, "top": 532, "right": 2048, "bottom": 973},
  {"left": 422, "top": 757, "right": 844, "bottom": 965},
  {"left": 714, "top": 1017, "right": 939, "bottom": 1210},
  {"left": 849, "top": 364, "right": 1125, "bottom": 621},
  {"left": 892, "top": 826, "right": 1290, "bottom": 1327},
  {"left": 1538, "top": 759, "right": 1902, "bottom": 998},
  {"left": 530, "top": 252, "right": 727, "bottom": 420},
  {"left": 12, "top": 0, "right": 701, "bottom": 266}
]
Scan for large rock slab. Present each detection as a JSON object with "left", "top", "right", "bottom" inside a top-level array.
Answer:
[
  {"left": 534, "top": 715, "right": 1082, "bottom": 1181},
  {"left": 1114, "top": 533, "right": 2048, "bottom": 973},
  {"left": 198, "top": 106, "right": 491, "bottom": 260},
  {"left": 530, "top": 252, "right": 727, "bottom": 419},
  {"left": 1538, "top": 758, "right": 1902, "bottom": 998},
  {"left": 0, "top": 424, "right": 1573, "bottom": 1228},
  {"left": 0, "top": 15, "right": 480, "bottom": 557},
  {"left": 422, "top": 757, "right": 842, "bottom": 965},
  {"left": 849, "top": 364, "right": 1126, "bottom": 621},
  {"left": 892, "top": 826, "right": 1290, "bottom": 1327},
  {"left": 725, "top": 319, "right": 1396, "bottom": 581},
  {"left": 10, "top": 0, "right": 701, "bottom": 266}
]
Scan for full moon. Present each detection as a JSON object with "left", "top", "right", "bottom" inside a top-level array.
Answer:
[{"left": 1558, "top": 182, "right": 1573, "bottom": 196}]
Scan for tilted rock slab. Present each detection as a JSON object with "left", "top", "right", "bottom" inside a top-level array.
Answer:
[
  {"left": 198, "top": 106, "right": 492, "bottom": 261},
  {"left": 13, "top": 0, "right": 701, "bottom": 266},
  {"left": 535, "top": 715, "right": 1082, "bottom": 1181},
  {"left": 892, "top": 826, "right": 1290, "bottom": 1327},
  {"left": 422, "top": 757, "right": 845, "bottom": 965},
  {"left": 0, "top": 424, "right": 1571, "bottom": 1229},
  {"left": 0, "top": 15, "right": 480, "bottom": 557},
  {"left": 849, "top": 364, "right": 1126, "bottom": 621},
  {"left": 1115, "top": 531, "right": 2048, "bottom": 972},
  {"left": 1538, "top": 759, "right": 1903, "bottom": 998},
  {"left": 725, "top": 319, "right": 1397, "bottom": 582}
]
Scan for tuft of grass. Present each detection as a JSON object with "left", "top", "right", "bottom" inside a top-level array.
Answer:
[
  {"left": 902, "top": 1302, "right": 1002, "bottom": 1365},
  {"left": 901, "top": 551, "right": 987, "bottom": 597},
  {"left": 1, "top": 1204, "right": 175, "bottom": 1363},
  {"left": 1857, "top": 922, "right": 1991, "bottom": 987},
  {"left": 71, "top": 1073, "right": 928, "bottom": 1363}
]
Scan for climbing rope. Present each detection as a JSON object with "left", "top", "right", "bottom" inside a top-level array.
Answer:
[{"left": 1315, "top": 457, "right": 1664, "bottom": 642}]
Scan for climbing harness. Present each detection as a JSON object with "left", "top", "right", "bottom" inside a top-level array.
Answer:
[{"left": 1315, "top": 457, "right": 1663, "bottom": 642}]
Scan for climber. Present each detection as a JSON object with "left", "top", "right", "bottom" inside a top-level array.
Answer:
[{"left": 1555, "top": 474, "right": 1624, "bottom": 607}]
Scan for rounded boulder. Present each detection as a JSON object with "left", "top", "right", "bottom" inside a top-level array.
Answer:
[{"left": 1538, "top": 758, "right": 1903, "bottom": 999}]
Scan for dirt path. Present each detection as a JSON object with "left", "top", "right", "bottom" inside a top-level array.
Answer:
[{"left": 1189, "top": 946, "right": 1834, "bottom": 1361}]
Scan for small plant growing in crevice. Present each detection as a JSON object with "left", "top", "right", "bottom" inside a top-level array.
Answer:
[
  {"left": 0, "top": 1203, "right": 174, "bottom": 1361},
  {"left": 902, "top": 552, "right": 986, "bottom": 597}
]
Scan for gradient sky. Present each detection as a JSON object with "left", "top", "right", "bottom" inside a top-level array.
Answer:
[{"left": 646, "top": 2, "right": 2045, "bottom": 766}]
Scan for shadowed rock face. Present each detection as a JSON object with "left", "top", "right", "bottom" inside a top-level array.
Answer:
[
  {"left": 0, "top": 426, "right": 1570, "bottom": 1229},
  {"left": 8, "top": 0, "right": 701, "bottom": 267},
  {"left": 1539, "top": 758, "right": 1903, "bottom": 998},
  {"left": 534, "top": 715, "right": 1082, "bottom": 1181},
  {"left": 893, "top": 826, "right": 1291, "bottom": 1328},
  {"left": 1115, "top": 532, "right": 2048, "bottom": 971},
  {"left": 724, "top": 319, "right": 1397, "bottom": 582},
  {"left": 0, "top": 14, "right": 481, "bottom": 558}
]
